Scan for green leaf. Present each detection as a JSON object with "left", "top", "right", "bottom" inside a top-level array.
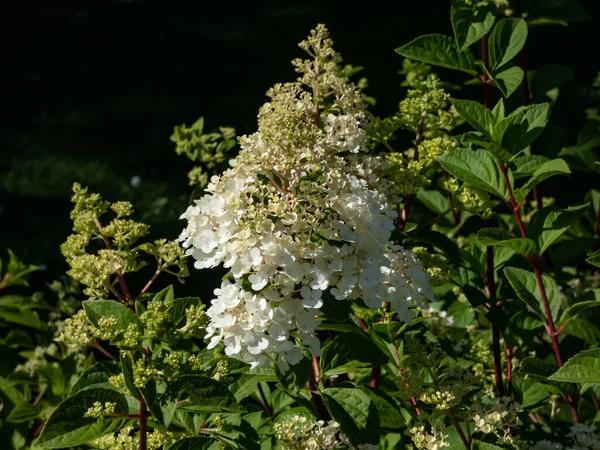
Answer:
[
  {"left": 450, "top": 99, "right": 495, "bottom": 140},
  {"left": 518, "top": 357, "right": 556, "bottom": 379},
  {"left": 477, "top": 228, "right": 537, "bottom": 256},
  {"left": 164, "top": 375, "right": 242, "bottom": 413},
  {"left": 521, "top": 381, "right": 550, "bottom": 408},
  {"left": 472, "top": 439, "right": 505, "bottom": 450},
  {"left": 83, "top": 300, "right": 142, "bottom": 339},
  {"left": 528, "top": 204, "right": 589, "bottom": 254},
  {"left": 488, "top": 18, "right": 528, "bottom": 70},
  {"left": 499, "top": 103, "right": 551, "bottom": 155},
  {"left": 320, "top": 291, "right": 351, "bottom": 322},
  {"left": 587, "top": 250, "right": 600, "bottom": 268},
  {"left": 6, "top": 402, "right": 41, "bottom": 423},
  {"left": 233, "top": 374, "right": 278, "bottom": 402},
  {"left": 511, "top": 155, "right": 550, "bottom": 179},
  {"left": 559, "top": 146, "right": 600, "bottom": 172},
  {"left": 503, "top": 267, "right": 544, "bottom": 320},
  {"left": 416, "top": 189, "right": 450, "bottom": 214},
  {"left": 358, "top": 387, "right": 404, "bottom": 429},
  {"left": 321, "top": 332, "right": 389, "bottom": 376},
  {"left": 515, "top": 158, "right": 570, "bottom": 200},
  {"left": 510, "top": 311, "right": 544, "bottom": 331},
  {"left": 322, "top": 387, "right": 379, "bottom": 446},
  {"left": 559, "top": 299, "right": 600, "bottom": 327},
  {"left": 530, "top": 64, "right": 573, "bottom": 102},
  {"left": 437, "top": 149, "right": 509, "bottom": 200},
  {"left": 71, "top": 361, "right": 121, "bottom": 395},
  {"left": 548, "top": 349, "right": 600, "bottom": 383},
  {"left": 167, "top": 297, "right": 202, "bottom": 327},
  {"left": 37, "top": 388, "right": 128, "bottom": 448},
  {"left": 563, "top": 318, "right": 600, "bottom": 345},
  {"left": 395, "top": 34, "right": 478, "bottom": 76},
  {"left": 165, "top": 438, "right": 214, "bottom": 450},
  {"left": 492, "top": 65, "right": 524, "bottom": 98},
  {"left": 507, "top": 267, "right": 562, "bottom": 322},
  {"left": 451, "top": 0, "right": 497, "bottom": 51}
]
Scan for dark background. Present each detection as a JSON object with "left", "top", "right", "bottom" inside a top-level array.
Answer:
[{"left": 3, "top": 0, "right": 599, "bottom": 296}]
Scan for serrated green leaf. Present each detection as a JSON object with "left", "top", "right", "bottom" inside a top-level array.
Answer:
[
  {"left": 587, "top": 250, "right": 600, "bottom": 268},
  {"left": 477, "top": 228, "right": 537, "bottom": 256},
  {"left": 416, "top": 189, "right": 450, "bottom": 214},
  {"left": 492, "top": 65, "right": 524, "bottom": 97},
  {"left": 71, "top": 361, "right": 121, "bottom": 395},
  {"left": 504, "top": 267, "right": 562, "bottom": 322},
  {"left": 498, "top": 103, "right": 551, "bottom": 155},
  {"left": 510, "top": 311, "right": 544, "bottom": 330},
  {"left": 472, "top": 439, "right": 505, "bottom": 450},
  {"left": 437, "top": 149, "right": 509, "bottom": 200},
  {"left": 165, "top": 438, "right": 214, "bottom": 450},
  {"left": 518, "top": 357, "right": 556, "bottom": 379},
  {"left": 6, "top": 402, "right": 41, "bottom": 423},
  {"left": 233, "top": 374, "right": 278, "bottom": 402},
  {"left": 503, "top": 267, "right": 544, "bottom": 320},
  {"left": 488, "top": 18, "right": 528, "bottom": 70},
  {"left": 37, "top": 388, "right": 128, "bottom": 448},
  {"left": 563, "top": 318, "right": 600, "bottom": 345},
  {"left": 323, "top": 387, "right": 379, "bottom": 446},
  {"left": 451, "top": 1, "right": 497, "bottom": 51},
  {"left": 559, "top": 299, "right": 600, "bottom": 327},
  {"left": 83, "top": 300, "right": 142, "bottom": 339},
  {"left": 359, "top": 387, "right": 404, "bottom": 429},
  {"left": 548, "top": 349, "right": 600, "bottom": 383},
  {"left": 450, "top": 99, "right": 495, "bottom": 140},
  {"left": 528, "top": 204, "right": 589, "bottom": 254},
  {"left": 322, "top": 332, "right": 389, "bottom": 376},
  {"left": 511, "top": 155, "right": 550, "bottom": 179},
  {"left": 395, "top": 34, "right": 478, "bottom": 75},
  {"left": 164, "top": 375, "right": 242, "bottom": 413},
  {"left": 515, "top": 158, "right": 570, "bottom": 200}
]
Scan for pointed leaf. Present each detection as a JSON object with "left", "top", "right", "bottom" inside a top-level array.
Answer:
[
  {"left": 321, "top": 332, "right": 389, "bottom": 376},
  {"left": 548, "top": 349, "right": 600, "bottom": 383},
  {"left": 559, "top": 298, "right": 600, "bottom": 327},
  {"left": 515, "top": 158, "right": 570, "bottom": 200},
  {"left": 83, "top": 300, "right": 142, "bottom": 336},
  {"left": 498, "top": 103, "right": 551, "bottom": 154},
  {"left": 451, "top": 0, "right": 497, "bottom": 51},
  {"left": 450, "top": 99, "right": 495, "bottom": 139},
  {"left": 492, "top": 65, "right": 524, "bottom": 97},
  {"left": 437, "top": 149, "right": 509, "bottom": 200},
  {"left": 511, "top": 155, "right": 550, "bottom": 179},
  {"left": 37, "top": 388, "right": 128, "bottom": 448},
  {"left": 528, "top": 204, "right": 588, "bottom": 254},
  {"left": 395, "top": 34, "right": 478, "bottom": 76},
  {"left": 488, "top": 18, "right": 528, "bottom": 70},
  {"left": 322, "top": 387, "right": 379, "bottom": 446},
  {"left": 518, "top": 357, "right": 556, "bottom": 379},
  {"left": 477, "top": 228, "right": 537, "bottom": 256},
  {"left": 164, "top": 375, "right": 242, "bottom": 413}
]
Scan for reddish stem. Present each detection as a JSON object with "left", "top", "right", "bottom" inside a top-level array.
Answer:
[
  {"left": 481, "top": 35, "right": 504, "bottom": 400},
  {"left": 594, "top": 203, "right": 600, "bottom": 237},
  {"left": 498, "top": 162, "right": 580, "bottom": 422},
  {"left": 450, "top": 410, "right": 470, "bottom": 449},
  {"left": 506, "top": 347, "right": 513, "bottom": 398},
  {"left": 370, "top": 367, "right": 381, "bottom": 388},
  {"left": 137, "top": 268, "right": 162, "bottom": 300},
  {"left": 139, "top": 395, "right": 149, "bottom": 450},
  {"left": 257, "top": 383, "right": 273, "bottom": 416},
  {"left": 93, "top": 341, "right": 119, "bottom": 362}
]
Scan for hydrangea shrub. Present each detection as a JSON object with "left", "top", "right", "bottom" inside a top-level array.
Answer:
[{"left": 2, "top": 2, "right": 600, "bottom": 450}]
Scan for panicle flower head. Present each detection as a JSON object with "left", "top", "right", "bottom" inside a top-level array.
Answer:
[{"left": 179, "top": 24, "right": 432, "bottom": 370}]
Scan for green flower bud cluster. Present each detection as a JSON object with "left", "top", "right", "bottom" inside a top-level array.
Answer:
[
  {"left": 385, "top": 153, "right": 429, "bottom": 196},
  {"left": 132, "top": 359, "right": 163, "bottom": 388},
  {"left": 55, "top": 309, "right": 95, "bottom": 350},
  {"left": 399, "top": 59, "right": 433, "bottom": 88},
  {"left": 92, "top": 427, "right": 175, "bottom": 450},
  {"left": 398, "top": 75, "right": 455, "bottom": 134},
  {"left": 109, "top": 373, "right": 126, "bottom": 388},
  {"left": 419, "top": 389, "right": 456, "bottom": 410},
  {"left": 418, "top": 137, "right": 458, "bottom": 166},
  {"left": 62, "top": 184, "right": 188, "bottom": 298},
  {"left": 407, "top": 425, "right": 450, "bottom": 450},
  {"left": 15, "top": 344, "right": 58, "bottom": 376},
  {"left": 177, "top": 303, "right": 207, "bottom": 337},
  {"left": 212, "top": 359, "right": 231, "bottom": 383},
  {"left": 140, "top": 298, "right": 168, "bottom": 340},
  {"left": 84, "top": 401, "right": 116, "bottom": 421},
  {"left": 171, "top": 117, "right": 237, "bottom": 188},
  {"left": 457, "top": 186, "right": 495, "bottom": 218},
  {"left": 411, "top": 247, "right": 454, "bottom": 286}
]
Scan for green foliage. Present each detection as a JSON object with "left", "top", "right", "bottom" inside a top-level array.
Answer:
[{"left": 3, "top": 5, "right": 600, "bottom": 450}]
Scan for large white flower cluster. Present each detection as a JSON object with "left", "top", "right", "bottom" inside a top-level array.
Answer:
[{"left": 179, "top": 25, "right": 432, "bottom": 370}]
